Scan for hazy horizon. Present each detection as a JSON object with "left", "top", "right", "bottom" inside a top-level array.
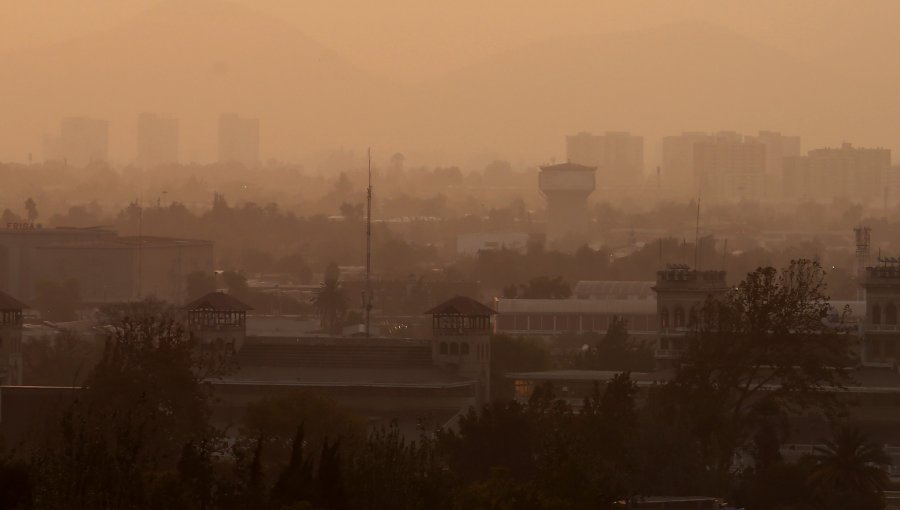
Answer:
[{"left": 2, "top": 0, "right": 899, "bottom": 166}]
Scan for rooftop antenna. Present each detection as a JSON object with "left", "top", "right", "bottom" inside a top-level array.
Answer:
[
  {"left": 137, "top": 194, "right": 143, "bottom": 299},
  {"left": 365, "top": 148, "right": 373, "bottom": 338}
]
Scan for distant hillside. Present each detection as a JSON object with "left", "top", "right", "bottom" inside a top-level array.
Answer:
[
  {"left": 0, "top": 0, "right": 390, "bottom": 163},
  {"left": 0, "top": 12, "right": 896, "bottom": 166},
  {"left": 396, "top": 20, "right": 893, "bottom": 164}
]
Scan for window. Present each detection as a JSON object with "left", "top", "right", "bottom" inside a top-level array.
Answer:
[
  {"left": 674, "top": 307, "right": 685, "bottom": 327},
  {"left": 440, "top": 342, "right": 448, "bottom": 355},
  {"left": 887, "top": 304, "right": 898, "bottom": 325},
  {"left": 450, "top": 342, "right": 459, "bottom": 355},
  {"left": 461, "top": 342, "right": 470, "bottom": 355},
  {"left": 872, "top": 304, "right": 882, "bottom": 325},
  {"left": 660, "top": 308, "right": 669, "bottom": 328}
]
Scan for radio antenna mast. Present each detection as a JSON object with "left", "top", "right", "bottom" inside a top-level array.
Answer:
[
  {"left": 365, "top": 148, "right": 373, "bottom": 338},
  {"left": 694, "top": 196, "right": 701, "bottom": 270}
]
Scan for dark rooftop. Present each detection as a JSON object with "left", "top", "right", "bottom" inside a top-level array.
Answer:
[
  {"left": 185, "top": 291, "right": 252, "bottom": 311},
  {"left": 538, "top": 162, "right": 597, "bottom": 172},
  {"left": 0, "top": 290, "right": 28, "bottom": 310},
  {"left": 425, "top": 296, "right": 495, "bottom": 316}
]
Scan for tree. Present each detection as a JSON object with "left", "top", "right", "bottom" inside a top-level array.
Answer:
[
  {"left": 32, "top": 315, "right": 219, "bottom": 509},
  {"left": 809, "top": 425, "right": 890, "bottom": 510},
  {"left": 489, "top": 335, "right": 553, "bottom": 401},
  {"left": 514, "top": 276, "right": 571, "bottom": 299},
  {"left": 579, "top": 317, "right": 654, "bottom": 371},
  {"left": 314, "top": 263, "right": 347, "bottom": 334},
  {"left": 24, "top": 197, "right": 38, "bottom": 222},
  {"left": 673, "top": 259, "right": 855, "bottom": 490}
]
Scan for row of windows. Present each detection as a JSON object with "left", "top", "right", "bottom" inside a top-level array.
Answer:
[
  {"left": 496, "top": 314, "right": 656, "bottom": 332},
  {"left": 870, "top": 304, "right": 898, "bottom": 325},
  {"left": 438, "top": 341, "right": 490, "bottom": 360},
  {"left": 659, "top": 305, "right": 709, "bottom": 328}
]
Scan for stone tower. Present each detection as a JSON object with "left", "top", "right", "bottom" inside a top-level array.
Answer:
[
  {"left": 652, "top": 264, "right": 728, "bottom": 367},
  {"left": 426, "top": 296, "right": 494, "bottom": 406},
  {"left": 184, "top": 291, "right": 251, "bottom": 353}
]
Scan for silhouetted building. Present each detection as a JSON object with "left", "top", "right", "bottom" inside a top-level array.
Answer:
[
  {"left": 0, "top": 290, "right": 25, "bottom": 385},
  {"left": 44, "top": 117, "right": 109, "bottom": 166},
  {"left": 186, "top": 291, "right": 251, "bottom": 352},
  {"left": 566, "top": 131, "right": 643, "bottom": 188},
  {"left": 538, "top": 162, "right": 596, "bottom": 238},
  {"left": 661, "top": 132, "right": 713, "bottom": 197},
  {"left": 653, "top": 265, "right": 728, "bottom": 366},
  {"left": 494, "top": 281, "right": 658, "bottom": 341},
  {"left": 784, "top": 143, "right": 891, "bottom": 203},
  {"left": 33, "top": 236, "right": 213, "bottom": 305},
  {"left": 212, "top": 296, "right": 492, "bottom": 435},
  {"left": 137, "top": 113, "right": 179, "bottom": 167},
  {"left": 0, "top": 226, "right": 212, "bottom": 304},
  {"left": 862, "top": 261, "right": 900, "bottom": 365},
  {"left": 751, "top": 130, "right": 801, "bottom": 179},
  {"left": 693, "top": 135, "right": 766, "bottom": 201},
  {"left": 218, "top": 113, "right": 259, "bottom": 167},
  {"left": 426, "top": 296, "right": 494, "bottom": 405}
]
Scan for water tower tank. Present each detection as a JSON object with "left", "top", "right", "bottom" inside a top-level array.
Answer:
[{"left": 538, "top": 162, "right": 597, "bottom": 238}]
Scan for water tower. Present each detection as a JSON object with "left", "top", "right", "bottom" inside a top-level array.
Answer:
[{"left": 538, "top": 162, "right": 596, "bottom": 238}]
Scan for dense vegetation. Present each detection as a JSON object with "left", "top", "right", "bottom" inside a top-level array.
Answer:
[{"left": 1, "top": 260, "right": 888, "bottom": 510}]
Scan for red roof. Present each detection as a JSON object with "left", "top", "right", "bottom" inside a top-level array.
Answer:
[
  {"left": 425, "top": 296, "right": 495, "bottom": 316},
  {"left": 0, "top": 290, "right": 27, "bottom": 310},
  {"left": 184, "top": 291, "right": 252, "bottom": 311}
]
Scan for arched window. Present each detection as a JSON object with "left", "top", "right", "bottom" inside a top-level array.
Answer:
[
  {"left": 872, "top": 304, "right": 882, "bottom": 325},
  {"left": 440, "top": 342, "right": 448, "bottom": 355},
  {"left": 461, "top": 342, "right": 470, "bottom": 355},
  {"left": 450, "top": 343, "right": 459, "bottom": 355},
  {"left": 673, "top": 307, "right": 685, "bottom": 327},
  {"left": 660, "top": 308, "right": 669, "bottom": 328},
  {"left": 887, "top": 303, "right": 898, "bottom": 325}
]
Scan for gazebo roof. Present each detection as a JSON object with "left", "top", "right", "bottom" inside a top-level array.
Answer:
[
  {"left": 184, "top": 291, "right": 252, "bottom": 312},
  {"left": 0, "top": 290, "right": 27, "bottom": 311},
  {"left": 425, "top": 296, "right": 495, "bottom": 316}
]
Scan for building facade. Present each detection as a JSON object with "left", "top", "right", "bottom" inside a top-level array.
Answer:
[
  {"left": 0, "top": 291, "right": 25, "bottom": 385},
  {"left": 538, "top": 162, "right": 596, "bottom": 238},
  {"left": 652, "top": 265, "right": 728, "bottom": 365},
  {"left": 783, "top": 143, "right": 891, "bottom": 203},
  {"left": 44, "top": 117, "right": 109, "bottom": 167},
  {"left": 566, "top": 131, "right": 643, "bottom": 188}
]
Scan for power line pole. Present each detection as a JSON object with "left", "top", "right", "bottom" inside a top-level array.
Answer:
[{"left": 365, "top": 148, "right": 373, "bottom": 338}]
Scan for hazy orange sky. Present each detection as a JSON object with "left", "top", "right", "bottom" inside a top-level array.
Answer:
[
  {"left": 4, "top": 0, "right": 899, "bottom": 80},
  {"left": 2, "top": 0, "right": 899, "bottom": 166}
]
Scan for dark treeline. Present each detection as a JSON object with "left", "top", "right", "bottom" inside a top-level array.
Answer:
[{"left": 0, "top": 260, "right": 890, "bottom": 510}]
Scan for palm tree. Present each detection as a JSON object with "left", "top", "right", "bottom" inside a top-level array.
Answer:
[{"left": 809, "top": 425, "right": 891, "bottom": 510}]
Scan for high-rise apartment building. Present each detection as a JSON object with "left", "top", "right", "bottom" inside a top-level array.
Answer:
[
  {"left": 783, "top": 143, "right": 890, "bottom": 203},
  {"left": 566, "top": 131, "right": 643, "bottom": 188},
  {"left": 693, "top": 135, "right": 766, "bottom": 201},
  {"left": 44, "top": 117, "right": 109, "bottom": 166},
  {"left": 218, "top": 114, "right": 259, "bottom": 167},
  {"left": 137, "top": 113, "right": 179, "bottom": 167}
]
